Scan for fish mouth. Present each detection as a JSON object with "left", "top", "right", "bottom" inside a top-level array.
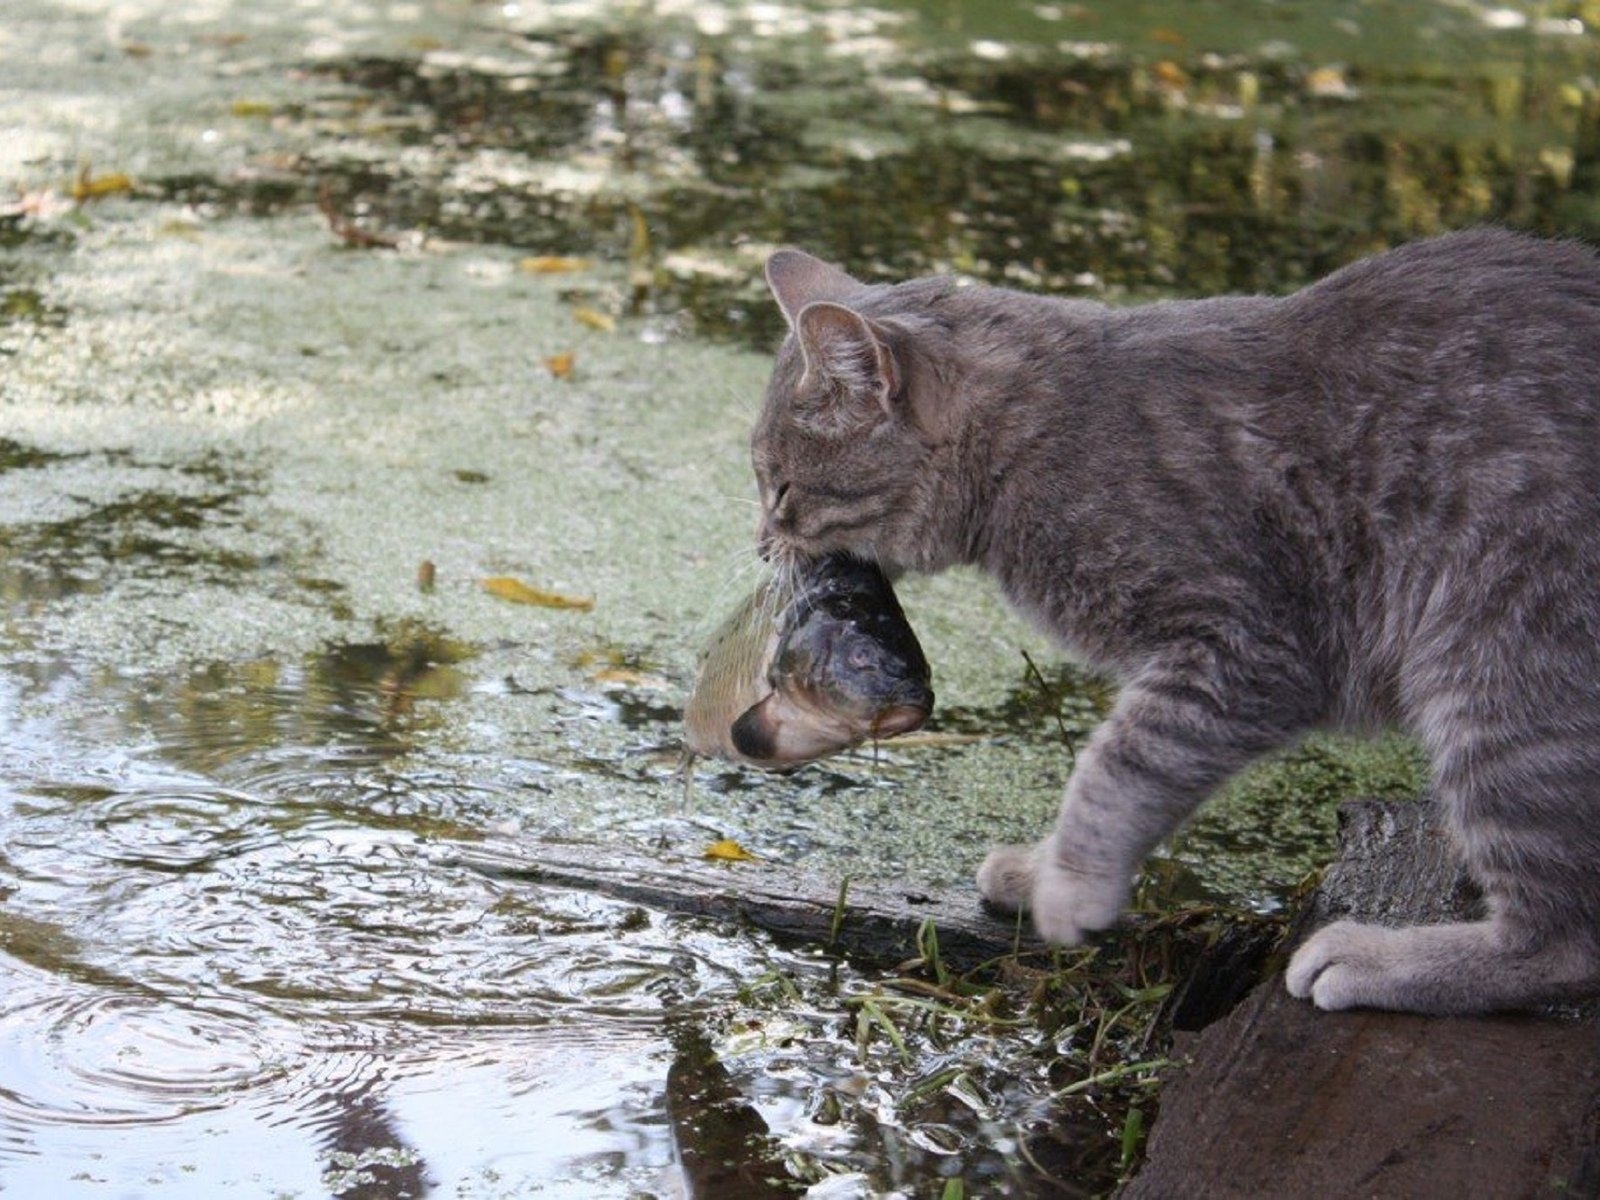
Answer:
[{"left": 871, "top": 701, "right": 930, "bottom": 739}]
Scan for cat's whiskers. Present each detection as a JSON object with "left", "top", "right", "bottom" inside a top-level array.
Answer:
[
  {"left": 767, "top": 543, "right": 809, "bottom": 605},
  {"left": 687, "top": 542, "right": 774, "bottom": 643}
]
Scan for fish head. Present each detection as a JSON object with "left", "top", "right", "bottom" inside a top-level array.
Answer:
[{"left": 773, "top": 601, "right": 934, "bottom": 739}]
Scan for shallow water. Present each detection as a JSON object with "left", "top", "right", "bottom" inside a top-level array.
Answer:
[{"left": 2, "top": 0, "right": 1596, "bottom": 1194}]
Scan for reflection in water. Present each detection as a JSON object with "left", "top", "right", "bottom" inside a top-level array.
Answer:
[
  {"left": 666, "top": 1016, "right": 800, "bottom": 1199},
  {"left": 152, "top": 1, "right": 1600, "bottom": 348},
  {"left": 305, "top": 1071, "right": 430, "bottom": 1200}
]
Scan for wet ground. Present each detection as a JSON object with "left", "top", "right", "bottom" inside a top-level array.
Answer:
[{"left": 4, "top": 0, "right": 1599, "bottom": 1195}]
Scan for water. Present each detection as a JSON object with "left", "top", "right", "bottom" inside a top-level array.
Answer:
[{"left": 3, "top": 0, "right": 1596, "bottom": 1193}]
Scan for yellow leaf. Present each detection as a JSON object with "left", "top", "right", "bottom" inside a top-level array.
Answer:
[
  {"left": 543, "top": 351, "right": 575, "bottom": 379},
  {"left": 482, "top": 576, "right": 594, "bottom": 611},
  {"left": 229, "top": 100, "right": 275, "bottom": 119},
  {"left": 71, "top": 169, "right": 134, "bottom": 202},
  {"left": 518, "top": 255, "right": 592, "bottom": 274},
  {"left": 627, "top": 203, "right": 653, "bottom": 286},
  {"left": 591, "top": 666, "right": 669, "bottom": 689},
  {"left": 572, "top": 306, "right": 617, "bottom": 333},
  {"left": 1153, "top": 60, "right": 1187, "bottom": 88},
  {"left": 704, "top": 839, "right": 758, "bottom": 862}
]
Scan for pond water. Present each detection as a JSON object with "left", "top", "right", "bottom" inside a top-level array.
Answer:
[{"left": 3, "top": 0, "right": 1598, "bottom": 1194}]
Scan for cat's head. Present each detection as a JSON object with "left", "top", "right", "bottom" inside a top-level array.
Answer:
[{"left": 752, "top": 249, "right": 960, "bottom": 574}]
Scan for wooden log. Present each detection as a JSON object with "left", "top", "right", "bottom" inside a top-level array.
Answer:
[
  {"left": 1127, "top": 799, "right": 1600, "bottom": 1199},
  {"left": 446, "top": 838, "right": 1037, "bottom": 970}
]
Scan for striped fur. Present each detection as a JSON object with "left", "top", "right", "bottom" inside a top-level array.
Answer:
[{"left": 754, "top": 230, "right": 1600, "bottom": 1014}]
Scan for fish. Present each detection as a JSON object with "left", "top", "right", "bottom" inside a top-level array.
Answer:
[{"left": 684, "top": 553, "right": 934, "bottom": 768}]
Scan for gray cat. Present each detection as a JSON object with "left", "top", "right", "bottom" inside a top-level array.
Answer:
[{"left": 749, "top": 228, "right": 1600, "bottom": 1015}]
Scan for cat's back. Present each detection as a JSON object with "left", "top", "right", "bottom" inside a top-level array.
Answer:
[
  {"left": 1283, "top": 227, "right": 1600, "bottom": 352},
  {"left": 1264, "top": 229, "right": 1600, "bottom": 468}
]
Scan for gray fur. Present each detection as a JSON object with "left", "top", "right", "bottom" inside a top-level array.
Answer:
[{"left": 752, "top": 228, "right": 1600, "bottom": 1015}]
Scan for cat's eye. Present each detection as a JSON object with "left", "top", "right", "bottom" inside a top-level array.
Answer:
[{"left": 772, "top": 482, "right": 791, "bottom": 511}]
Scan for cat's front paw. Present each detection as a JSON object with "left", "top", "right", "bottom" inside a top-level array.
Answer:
[
  {"left": 1285, "top": 920, "right": 1406, "bottom": 1011},
  {"left": 975, "top": 844, "right": 1036, "bottom": 914},
  {"left": 1029, "top": 859, "right": 1127, "bottom": 946},
  {"left": 976, "top": 845, "right": 1127, "bottom": 944}
]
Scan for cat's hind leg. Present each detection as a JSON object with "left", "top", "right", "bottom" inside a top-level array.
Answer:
[
  {"left": 1290, "top": 575, "right": 1600, "bottom": 1013},
  {"left": 1286, "top": 917, "right": 1595, "bottom": 1013}
]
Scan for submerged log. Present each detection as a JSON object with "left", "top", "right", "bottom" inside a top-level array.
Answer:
[
  {"left": 1127, "top": 799, "right": 1600, "bottom": 1199},
  {"left": 447, "top": 838, "right": 1036, "bottom": 970}
]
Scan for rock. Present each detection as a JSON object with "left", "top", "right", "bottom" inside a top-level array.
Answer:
[{"left": 1127, "top": 799, "right": 1600, "bottom": 1199}]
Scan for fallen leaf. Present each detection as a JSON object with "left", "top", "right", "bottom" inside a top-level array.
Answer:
[
  {"left": 518, "top": 255, "right": 591, "bottom": 274},
  {"left": 1305, "top": 66, "right": 1356, "bottom": 100},
  {"left": 543, "top": 351, "right": 575, "bottom": 379},
  {"left": 704, "top": 839, "right": 759, "bottom": 862},
  {"left": 230, "top": 99, "right": 275, "bottom": 119},
  {"left": 71, "top": 168, "right": 134, "bottom": 202},
  {"left": 417, "top": 560, "right": 436, "bottom": 592},
  {"left": 627, "top": 203, "right": 653, "bottom": 292},
  {"left": 572, "top": 306, "right": 617, "bottom": 333},
  {"left": 591, "top": 666, "right": 670, "bottom": 689},
  {"left": 1153, "top": 60, "right": 1187, "bottom": 89},
  {"left": 483, "top": 576, "right": 594, "bottom": 611}
]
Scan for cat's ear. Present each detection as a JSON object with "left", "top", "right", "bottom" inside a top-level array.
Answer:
[
  {"left": 766, "top": 249, "right": 864, "bottom": 327},
  {"left": 793, "top": 301, "right": 901, "bottom": 424}
]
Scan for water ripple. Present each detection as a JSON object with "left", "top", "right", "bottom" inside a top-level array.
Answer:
[{"left": 0, "top": 973, "right": 294, "bottom": 1133}]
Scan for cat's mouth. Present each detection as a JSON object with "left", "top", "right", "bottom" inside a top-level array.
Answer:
[{"left": 756, "top": 518, "right": 816, "bottom": 571}]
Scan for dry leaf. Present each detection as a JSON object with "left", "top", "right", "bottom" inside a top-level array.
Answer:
[
  {"left": 704, "top": 839, "right": 758, "bottom": 862},
  {"left": 543, "top": 351, "right": 575, "bottom": 379},
  {"left": 627, "top": 203, "right": 653, "bottom": 286},
  {"left": 591, "top": 666, "right": 669, "bottom": 689},
  {"left": 482, "top": 576, "right": 594, "bottom": 611},
  {"left": 71, "top": 168, "right": 134, "bottom": 202},
  {"left": 518, "top": 256, "right": 591, "bottom": 274},
  {"left": 572, "top": 306, "right": 617, "bottom": 333},
  {"left": 230, "top": 100, "right": 275, "bottom": 119},
  {"left": 1305, "top": 66, "right": 1355, "bottom": 100},
  {"left": 1153, "top": 61, "right": 1187, "bottom": 88}
]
